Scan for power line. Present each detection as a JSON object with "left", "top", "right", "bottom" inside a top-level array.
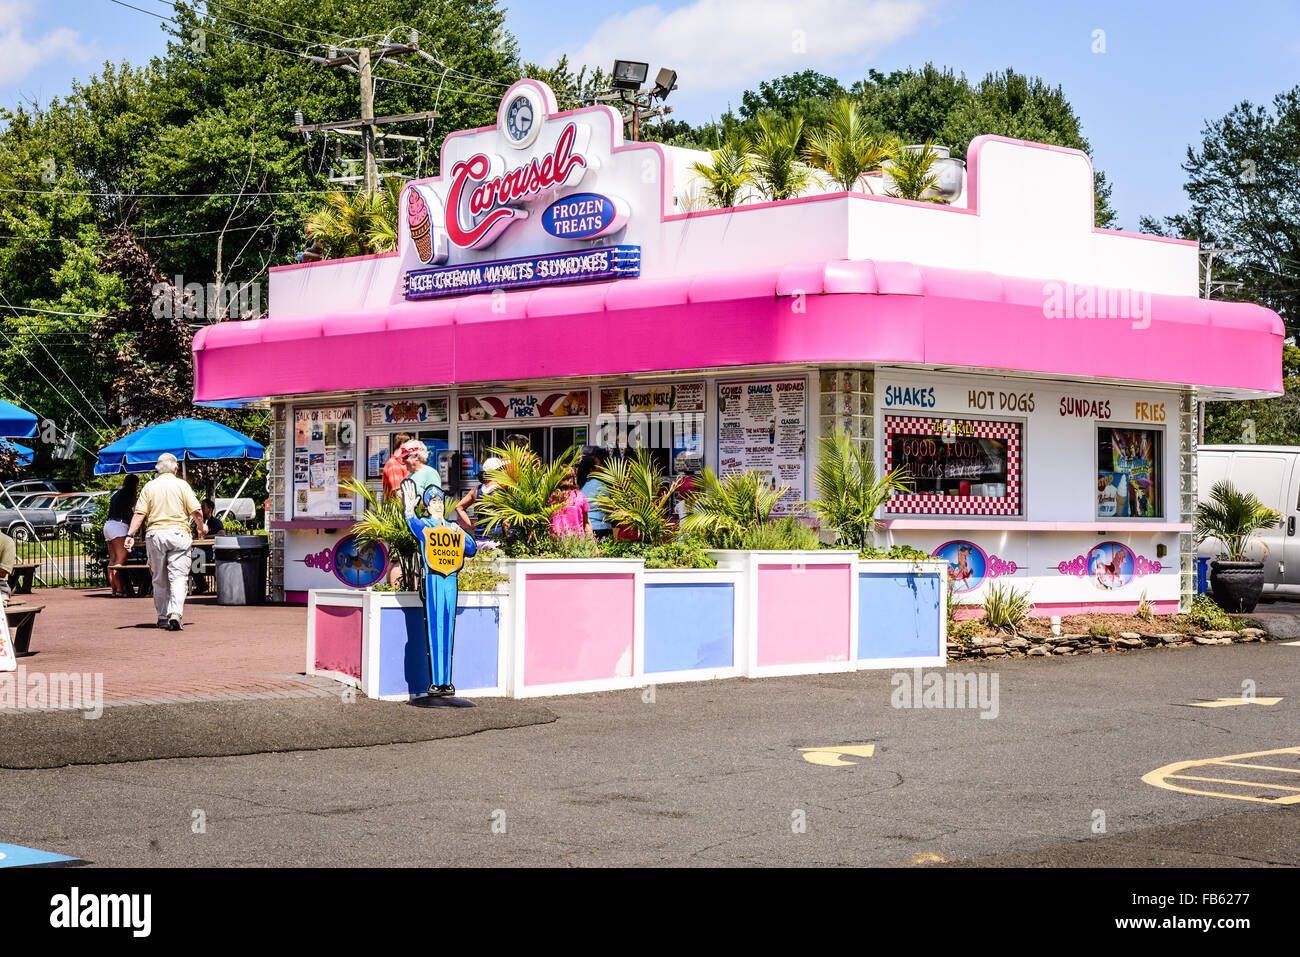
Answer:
[
  {"left": 0, "top": 326, "right": 106, "bottom": 438},
  {"left": 0, "top": 304, "right": 110, "bottom": 320},
  {"left": 0, "top": 186, "right": 343, "bottom": 199},
  {"left": 0, "top": 219, "right": 301, "bottom": 244},
  {"left": 0, "top": 291, "right": 111, "bottom": 429},
  {"left": 0, "top": 379, "right": 102, "bottom": 459}
]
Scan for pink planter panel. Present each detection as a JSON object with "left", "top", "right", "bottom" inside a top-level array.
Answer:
[
  {"left": 756, "top": 564, "right": 852, "bottom": 666},
  {"left": 523, "top": 574, "right": 636, "bottom": 686},
  {"left": 314, "top": 604, "right": 363, "bottom": 679}
]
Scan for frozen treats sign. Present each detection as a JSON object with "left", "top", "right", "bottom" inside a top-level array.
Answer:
[{"left": 397, "top": 80, "right": 658, "bottom": 301}]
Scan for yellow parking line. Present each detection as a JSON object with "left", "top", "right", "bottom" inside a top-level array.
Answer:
[
  {"left": 1209, "top": 760, "right": 1300, "bottom": 774},
  {"left": 1143, "top": 746, "right": 1300, "bottom": 805},
  {"left": 1166, "top": 774, "right": 1300, "bottom": 792}
]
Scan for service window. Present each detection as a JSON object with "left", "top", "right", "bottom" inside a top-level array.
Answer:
[
  {"left": 883, "top": 415, "right": 1022, "bottom": 515},
  {"left": 1096, "top": 427, "right": 1162, "bottom": 518}
]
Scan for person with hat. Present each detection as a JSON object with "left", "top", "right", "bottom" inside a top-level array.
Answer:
[
  {"left": 452, "top": 456, "right": 506, "bottom": 548},
  {"left": 398, "top": 440, "right": 443, "bottom": 521},
  {"left": 124, "top": 453, "right": 206, "bottom": 630}
]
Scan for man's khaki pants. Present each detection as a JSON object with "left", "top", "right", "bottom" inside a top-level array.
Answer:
[{"left": 146, "top": 528, "right": 192, "bottom": 622}]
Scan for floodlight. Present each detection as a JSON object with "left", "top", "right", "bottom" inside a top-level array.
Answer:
[{"left": 611, "top": 59, "right": 649, "bottom": 90}]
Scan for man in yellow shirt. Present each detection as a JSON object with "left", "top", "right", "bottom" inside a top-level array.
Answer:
[{"left": 124, "top": 453, "right": 206, "bottom": 630}]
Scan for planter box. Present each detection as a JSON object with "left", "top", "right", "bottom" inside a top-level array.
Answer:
[
  {"left": 857, "top": 560, "right": 948, "bottom": 668},
  {"left": 709, "top": 550, "right": 861, "bottom": 677},
  {"left": 306, "top": 552, "right": 947, "bottom": 700},
  {"left": 308, "top": 588, "right": 509, "bottom": 700}
]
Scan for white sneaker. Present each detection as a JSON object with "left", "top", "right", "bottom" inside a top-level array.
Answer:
[{"left": 168, "top": 615, "right": 183, "bottom": 631}]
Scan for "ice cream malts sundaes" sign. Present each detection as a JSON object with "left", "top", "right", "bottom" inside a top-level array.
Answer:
[{"left": 403, "top": 246, "right": 640, "bottom": 299}]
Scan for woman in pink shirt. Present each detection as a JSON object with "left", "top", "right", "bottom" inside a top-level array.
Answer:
[{"left": 549, "top": 467, "right": 592, "bottom": 539}]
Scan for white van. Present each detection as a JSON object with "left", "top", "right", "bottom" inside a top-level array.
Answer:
[{"left": 1197, "top": 445, "right": 1300, "bottom": 598}]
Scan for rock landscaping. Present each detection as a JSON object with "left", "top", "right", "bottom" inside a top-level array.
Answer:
[{"left": 947, "top": 612, "right": 1272, "bottom": 661}]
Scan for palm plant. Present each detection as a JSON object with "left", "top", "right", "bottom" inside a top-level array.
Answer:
[
  {"left": 680, "top": 468, "right": 786, "bottom": 550},
  {"left": 343, "top": 478, "right": 422, "bottom": 590},
  {"left": 688, "top": 133, "right": 755, "bottom": 209},
  {"left": 303, "top": 179, "right": 401, "bottom": 260},
  {"left": 804, "top": 98, "right": 897, "bottom": 194},
  {"left": 751, "top": 113, "right": 814, "bottom": 201},
  {"left": 589, "top": 447, "right": 681, "bottom": 545},
  {"left": 1195, "top": 480, "right": 1282, "bottom": 561},
  {"left": 884, "top": 141, "right": 944, "bottom": 202},
  {"left": 806, "top": 429, "right": 912, "bottom": 549},
  {"left": 473, "top": 441, "right": 579, "bottom": 554}
]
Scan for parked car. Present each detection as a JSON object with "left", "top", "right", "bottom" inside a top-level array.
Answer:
[
  {"left": 214, "top": 497, "right": 256, "bottom": 521},
  {"left": 2, "top": 478, "right": 72, "bottom": 496},
  {"left": 54, "top": 491, "right": 110, "bottom": 533},
  {"left": 0, "top": 499, "right": 69, "bottom": 542},
  {"left": 1197, "top": 445, "right": 1300, "bottom": 599}
]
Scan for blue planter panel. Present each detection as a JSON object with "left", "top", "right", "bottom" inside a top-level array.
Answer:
[
  {"left": 858, "top": 573, "right": 943, "bottom": 659},
  {"left": 377, "top": 604, "right": 500, "bottom": 697},
  {"left": 644, "top": 582, "right": 734, "bottom": 673}
]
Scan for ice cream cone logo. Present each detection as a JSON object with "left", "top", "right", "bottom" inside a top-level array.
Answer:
[{"left": 408, "top": 187, "right": 434, "bottom": 263}]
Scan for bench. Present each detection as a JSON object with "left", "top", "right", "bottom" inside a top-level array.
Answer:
[
  {"left": 4, "top": 602, "right": 44, "bottom": 658},
  {"left": 5, "top": 560, "right": 39, "bottom": 595},
  {"left": 108, "top": 563, "right": 152, "bottom": 597},
  {"left": 108, "top": 562, "right": 215, "bottom": 597}
]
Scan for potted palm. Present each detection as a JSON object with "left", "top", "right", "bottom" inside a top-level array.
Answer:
[
  {"left": 1196, "top": 479, "right": 1282, "bottom": 612},
  {"left": 805, "top": 428, "right": 912, "bottom": 549}
]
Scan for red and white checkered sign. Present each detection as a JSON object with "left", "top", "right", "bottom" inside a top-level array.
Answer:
[{"left": 884, "top": 415, "right": 1021, "bottom": 515}]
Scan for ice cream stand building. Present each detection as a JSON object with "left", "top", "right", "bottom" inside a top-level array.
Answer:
[{"left": 192, "top": 80, "right": 1282, "bottom": 698}]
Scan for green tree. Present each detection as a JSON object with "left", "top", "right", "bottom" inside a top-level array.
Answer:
[
  {"left": 751, "top": 114, "right": 813, "bottom": 200},
  {"left": 803, "top": 97, "right": 896, "bottom": 193},
  {"left": 688, "top": 134, "right": 756, "bottom": 209}
]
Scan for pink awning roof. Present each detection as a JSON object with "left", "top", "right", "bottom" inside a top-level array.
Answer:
[{"left": 192, "top": 259, "right": 1283, "bottom": 401}]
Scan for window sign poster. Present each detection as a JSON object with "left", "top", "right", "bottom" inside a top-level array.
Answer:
[
  {"left": 458, "top": 389, "right": 589, "bottom": 421},
  {"left": 366, "top": 434, "right": 389, "bottom": 480},
  {"left": 365, "top": 397, "right": 449, "bottom": 426},
  {"left": 1097, "top": 427, "right": 1161, "bottom": 517},
  {"left": 293, "top": 405, "right": 356, "bottom": 517},
  {"left": 717, "top": 378, "right": 806, "bottom": 515}
]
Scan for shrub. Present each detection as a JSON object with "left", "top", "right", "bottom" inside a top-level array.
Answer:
[
  {"left": 1188, "top": 595, "right": 1237, "bottom": 631},
  {"left": 524, "top": 533, "right": 601, "bottom": 560},
  {"left": 680, "top": 468, "right": 786, "bottom": 549},
  {"left": 1135, "top": 590, "right": 1153, "bottom": 621},
  {"left": 343, "top": 478, "right": 421, "bottom": 590},
  {"left": 982, "top": 583, "right": 1033, "bottom": 634},
  {"left": 600, "top": 537, "right": 717, "bottom": 569},
  {"left": 739, "top": 517, "right": 820, "bottom": 550},
  {"left": 589, "top": 448, "right": 680, "bottom": 545},
  {"left": 859, "top": 544, "right": 932, "bottom": 561},
  {"left": 1088, "top": 624, "right": 1113, "bottom": 638},
  {"left": 458, "top": 552, "right": 509, "bottom": 591},
  {"left": 474, "top": 441, "right": 579, "bottom": 552},
  {"left": 806, "top": 428, "right": 911, "bottom": 549},
  {"left": 1196, "top": 480, "right": 1282, "bottom": 561}
]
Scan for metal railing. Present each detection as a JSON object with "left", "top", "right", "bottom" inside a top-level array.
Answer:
[{"left": 13, "top": 525, "right": 102, "bottom": 589}]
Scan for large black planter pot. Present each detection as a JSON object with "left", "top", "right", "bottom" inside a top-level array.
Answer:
[{"left": 1209, "top": 560, "right": 1265, "bottom": 613}]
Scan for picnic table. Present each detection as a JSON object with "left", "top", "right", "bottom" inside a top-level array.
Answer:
[
  {"left": 110, "top": 539, "right": 217, "bottom": 597},
  {"left": 6, "top": 559, "right": 39, "bottom": 595},
  {"left": 4, "top": 602, "right": 44, "bottom": 657}
]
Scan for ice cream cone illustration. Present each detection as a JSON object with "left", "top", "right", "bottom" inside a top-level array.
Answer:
[{"left": 408, "top": 188, "right": 433, "bottom": 263}]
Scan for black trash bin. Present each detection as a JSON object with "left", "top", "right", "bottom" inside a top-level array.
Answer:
[{"left": 214, "top": 535, "right": 268, "bottom": 605}]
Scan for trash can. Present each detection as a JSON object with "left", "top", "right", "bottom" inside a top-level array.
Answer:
[{"left": 214, "top": 535, "right": 268, "bottom": 605}]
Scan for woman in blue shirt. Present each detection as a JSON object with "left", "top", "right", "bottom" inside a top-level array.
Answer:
[{"left": 577, "top": 451, "right": 612, "bottom": 540}]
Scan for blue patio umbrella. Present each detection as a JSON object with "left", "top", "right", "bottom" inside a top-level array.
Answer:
[
  {"left": 95, "top": 417, "right": 265, "bottom": 475},
  {"left": 0, "top": 399, "right": 37, "bottom": 438},
  {"left": 0, "top": 441, "right": 33, "bottom": 466}
]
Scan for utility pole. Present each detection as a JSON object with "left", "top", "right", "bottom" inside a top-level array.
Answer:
[
  {"left": 298, "top": 36, "right": 442, "bottom": 192},
  {"left": 358, "top": 47, "right": 376, "bottom": 193}
]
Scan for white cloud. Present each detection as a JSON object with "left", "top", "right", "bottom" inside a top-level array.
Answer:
[
  {"left": 554, "top": 0, "right": 934, "bottom": 98},
  {"left": 0, "top": 0, "right": 90, "bottom": 85}
]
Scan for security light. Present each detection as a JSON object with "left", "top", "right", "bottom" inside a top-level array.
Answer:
[
  {"left": 652, "top": 68, "right": 677, "bottom": 99},
  {"left": 611, "top": 59, "right": 649, "bottom": 90}
]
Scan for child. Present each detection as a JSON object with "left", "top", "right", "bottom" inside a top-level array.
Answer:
[{"left": 549, "top": 467, "right": 592, "bottom": 539}]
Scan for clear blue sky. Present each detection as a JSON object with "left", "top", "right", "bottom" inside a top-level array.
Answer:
[{"left": 4, "top": 0, "right": 1299, "bottom": 229}]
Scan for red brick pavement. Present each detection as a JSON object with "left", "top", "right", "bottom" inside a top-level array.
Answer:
[{"left": 9, "top": 587, "right": 314, "bottom": 702}]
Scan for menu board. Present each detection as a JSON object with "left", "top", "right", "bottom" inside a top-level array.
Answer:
[
  {"left": 293, "top": 405, "right": 357, "bottom": 517},
  {"left": 717, "top": 378, "right": 806, "bottom": 515}
]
